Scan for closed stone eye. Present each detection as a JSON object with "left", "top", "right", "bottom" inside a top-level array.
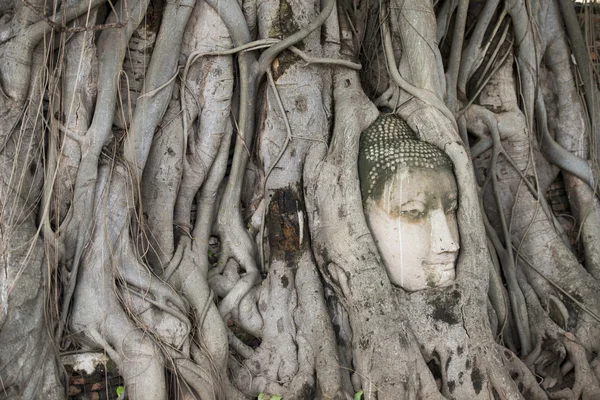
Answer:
[{"left": 401, "top": 209, "right": 426, "bottom": 220}]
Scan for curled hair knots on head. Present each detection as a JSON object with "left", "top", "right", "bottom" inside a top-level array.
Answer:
[{"left": 358, "top": 115, "right": 453, "bottom": 200}]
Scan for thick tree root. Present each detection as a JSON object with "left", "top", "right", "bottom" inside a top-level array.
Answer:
[
  {"left": 68, "top": 167, "right": 197, "bottom": 400},
  {"left": 173, "top": 0, "right": 233, "bottom": 233},
  {"left": 0, "top": 44, "right": 66, "bottom": 399},
  {"left": 166, "top": 124, "right": 238, "bottom": 398}
]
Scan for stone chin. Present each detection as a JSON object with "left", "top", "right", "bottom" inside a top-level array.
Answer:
[
  {"left": 423, "top": 264, "right": 456, "bottom": 290},
  {"left": 385, "top": 260, "right": 457, "bottom": 292}
]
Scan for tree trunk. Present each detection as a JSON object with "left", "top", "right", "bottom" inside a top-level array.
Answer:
[{"left": 1, "top": 0, "right": 599, "bottom": 399}]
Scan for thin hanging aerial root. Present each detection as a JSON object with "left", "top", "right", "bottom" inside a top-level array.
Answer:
[
  {"left": 258, "top": 69, "right": 293, "bottom": 271},
  {"left": 515, "top": 250, "right": 600, "bottom": 326},
  {"left": 484, "top": 161, "right": 532, "bottom": 356},
  {"left": 109, "top": 234, "right": 192, "bottom": 349},
  {"left": 486, "top": 235, "right": 517, "bottom": 352},
  {"left": 287, "top": 45, "right": 361, "bottom": 69},
  {"left": 122, "top": 286, "right": 191, "bottom": 345},
  {"left": 379, "top": 2, "right": 457, "bottom": 130},
  {"left": 458, "top": 42, "right": 512, "bottom": 118},
  {"left": 56, "top": 236, "right": 86, "bottom": 344},
  {"left": 39, "top": 113, "right": 68, "bottom": 262},
  {"left": 466, "top": 104, "right": 532, "bottom": 355},
  {"left": 118, "top": 276, "right": 190, "bottom": 336},
  {"left": 196, "top": 290, "right": 214, "bottom": 331},
  {"left": 88, "top": 328, "right": 121, "bottom": 365},
  {"left": 183, "top": 37, "right": 361, "bottom": 80},
  {"left": 117, "top": 255, "right": 190, "bottom": 317}
]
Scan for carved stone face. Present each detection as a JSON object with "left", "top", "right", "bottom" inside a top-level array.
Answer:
[{"left": 364, "top": 167, "right": 459, "bottom": 291}]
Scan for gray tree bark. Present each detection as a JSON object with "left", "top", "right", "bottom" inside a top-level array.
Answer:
[{"left": 1, "top": 0, "right": 599, "bottom": 399}]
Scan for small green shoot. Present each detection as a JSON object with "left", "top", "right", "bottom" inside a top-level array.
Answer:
[
  {"left": 257, "top": 393, "right": 281, "bottom": 400},
  {"left": 354, "top": 390, "right": 364, "bottom": 400},
  {"left": 116, "top": 386, "right": 125, "bottom": 396}
]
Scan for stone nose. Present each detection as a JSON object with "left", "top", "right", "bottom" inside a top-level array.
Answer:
[{"left": 430, "top": 209, "right": 459, "bottom": 254}]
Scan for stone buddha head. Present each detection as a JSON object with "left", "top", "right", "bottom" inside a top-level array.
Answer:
[{"left": 359, "top": 115, "right": 460, "bottom": 291}]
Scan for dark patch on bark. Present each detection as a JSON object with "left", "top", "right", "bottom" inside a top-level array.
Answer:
[
  {"left": 319, "top": 246, "right": 329, "bottom": 264},
  {"left": 377, "top": 298, "right": 387, "bottom": 316},
  {"left": 347, "top": 221, "right": 355, "bottom": 236},
  {"left": 465, "top": 358, "right": 471, "bottom": 369},
  {"left": 144, "top": 0, "right": 165, "bottom": 32},
  {"left": 445, "top": 352, "right": 452, "bottom": 372},
  {"left": 457, "top": 346, "right": 464, "bottom": 356},
  {"left": 266, "top": 184, "right": 307, "bottom": 262},
  {"left": 294, "top": 96, "right": 307, "bottom": 113},
  {"left": 400, "top": 380, "right": 409, "bottom": 393},
  {"left": 269, "top": 0, "right": 303, "bottom": 80},
  {"left": 425, "top": 288, "right": 461, "bottom": 325},
  {"left": 563, "top": 290, "right": 584, "bottom": 331},
  {"left": 359, "top": 336, "right": 369, "bottom": 350},
  {"left": 259, "top": 301, "right": 268, "bottom": 312},
  {"left": 471, "top": 363, "right": 483, "bottom": 394},
  {"left": 281, "top": 275, "right": 289, "bottom": 288},
  {"left": 427, "top": 359, "right": 442, "bottom": 382},
  {"left": 277, "top": 0, "right": 300, "bottom": 41},
  {"left": 448, "top": 380, "right": 456, "bottom": 393},
  {"left": 295, "top": 381, "right": 315, "bottom": 399},
  {"left": 332, "top": 321, "right": 343, "bottom": 345},
  {"left": 492, "top": 388, "right": 501, "bottom": 400},
  {"left": 167, "top": 147, "right": 175, "bottom": 156},
  {"left": 212, "top": 65, "right": 223, "bottom": 77},
  {"left": 230, "top": 324, "right": 262, "bottom": 348}
]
